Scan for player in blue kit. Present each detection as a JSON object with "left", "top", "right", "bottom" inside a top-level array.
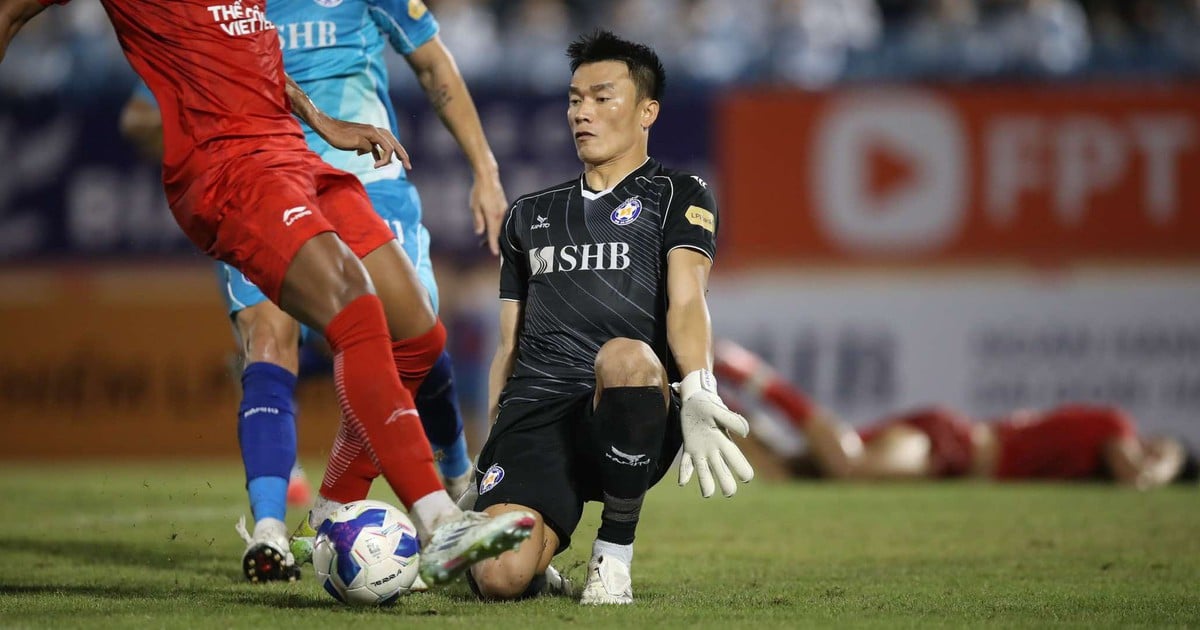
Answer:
[{"left": 120, "top": 0, "right": 508, "bottom": 583}]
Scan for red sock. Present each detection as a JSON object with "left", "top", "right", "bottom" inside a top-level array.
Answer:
[
  {"left": 393, "top": 318, "right": 447, "bottom": 394},
  {"left": 320, "top": 317, "right": 449, "bottom": 504},
  {"left": 320, "top": 295, "right": 442, "bottom": 507},
  {"left": 319, "top": 422, "right": 375, "bottom": 503}
]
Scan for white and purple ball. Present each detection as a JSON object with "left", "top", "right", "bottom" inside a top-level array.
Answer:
[{"left": 313, "top": 500, "right": 421, "bottom": 606}]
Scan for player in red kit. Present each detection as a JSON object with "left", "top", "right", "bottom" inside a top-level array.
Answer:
[
  {"left": 0, "top": 0, "right": 533, "bottom": 585},
  {"left": 714, "top": 340, "right": 1196, "bottom": 489}
]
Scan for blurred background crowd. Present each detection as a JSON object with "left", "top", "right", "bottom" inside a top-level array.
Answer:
[
  {"left": 1, "top": 0, "right": 1197, "bottom": 461},
  {"left": 4, "top": 0, "right": 1200, "bottom": 100}
]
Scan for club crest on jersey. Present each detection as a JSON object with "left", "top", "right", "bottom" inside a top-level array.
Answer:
[
  {"left": 479, "top": 464, "right": 505, "bottom": 494},
  {"left": 611, "top": 198, "right": 642, "bottom": 226},
  {"left": 313, "top": 0, "right": 343, "bottom": 7}
]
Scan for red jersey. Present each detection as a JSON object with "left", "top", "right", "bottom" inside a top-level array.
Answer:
[
  {"left": 858, "top": 407, "right": 975, "bottom": 477},
  {"left": 41, "top": 0, "right": 307, "bottom": 204},
  {"left": 992, "top": 405, "right": 1136, "bottom": 480}
]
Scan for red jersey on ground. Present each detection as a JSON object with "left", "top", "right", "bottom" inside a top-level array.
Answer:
[
  {"left": 992, "top": 405, "right": 1136, "bottom": 480},
  {"left": 41, "top": 0, "right": 306, "bottom": 204},
  {"left": 859, "top": 407, "right": 975, "bottom": 477}
]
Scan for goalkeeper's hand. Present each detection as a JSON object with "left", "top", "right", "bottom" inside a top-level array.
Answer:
[{"left": 677, "top": 369, "right": 755, "bottom": 498}]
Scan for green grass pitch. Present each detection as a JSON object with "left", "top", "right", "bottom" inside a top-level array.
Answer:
[{"left": 1, "top": 461, "right": 1198, "bottom": 628}]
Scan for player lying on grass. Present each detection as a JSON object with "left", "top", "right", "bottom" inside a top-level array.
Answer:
[
  {"left": 714, "top": 340, "right": 1196, "bottom": 489},
  {"left": 0, "top": 0, "right": 533, "bottom": 587},
  {"left": 463, "top": 31, "right": 754, "bottom": 606},
  {"left": 118, "top": 0, "right": 508, "bottom": 584}
]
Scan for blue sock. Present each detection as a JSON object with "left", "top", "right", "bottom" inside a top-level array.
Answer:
[
  {"left": 415, "top": 351, "right": 470, "bottom": 479},
  {"left": 238, "top": 362, "right": 298, "bottom": 523}
]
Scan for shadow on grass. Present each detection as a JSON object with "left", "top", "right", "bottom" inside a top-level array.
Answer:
[
  {"left": 1, "top": 536, "right": 230, "bottom": 578},
  {"left": 0, "top": 582, "right": 212, "bottom": 600}
]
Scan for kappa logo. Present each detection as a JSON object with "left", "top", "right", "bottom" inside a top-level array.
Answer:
[
  {"left": 606, "top": 446, "right": 649, "bottom": 467},
  {"left": 531, "top": 214, "right": 551, "bottom": 230},
  {"left": 282, "top": 205, "right": 312, "bottom": 226},
  {"left": 691, "top": 175, "right": 708, "bottom": 189},
  {"left": 611, "top": 197, "right": 642, "bottom": 226},
  {"left": 479, "top": 464, "right": 505, "bottom": 494}
]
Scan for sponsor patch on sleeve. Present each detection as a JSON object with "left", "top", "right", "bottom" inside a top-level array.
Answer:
[{"left": 685, "top": 205, "right": 715, "bottom": 233}]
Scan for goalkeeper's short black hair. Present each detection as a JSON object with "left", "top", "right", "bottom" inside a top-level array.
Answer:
[{"left": 567, "top": 30, "right": 665, "bottom": 102}]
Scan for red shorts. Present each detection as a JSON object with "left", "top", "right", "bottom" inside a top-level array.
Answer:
[{"left": 169, "top": 148, "right": 393, "bottom": 303}]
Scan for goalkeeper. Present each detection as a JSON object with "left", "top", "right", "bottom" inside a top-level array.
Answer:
[{"left": 464, "top": 31, "right": 753, "bottom": 605}]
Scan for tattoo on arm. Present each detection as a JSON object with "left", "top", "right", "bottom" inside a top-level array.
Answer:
[{"left": 430, "top": 85, "right": 453, "bottom": 114}]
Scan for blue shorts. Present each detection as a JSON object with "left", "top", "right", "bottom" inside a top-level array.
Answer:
[{"left": 217, "top": 178, "right": 437, "bottom": 341}]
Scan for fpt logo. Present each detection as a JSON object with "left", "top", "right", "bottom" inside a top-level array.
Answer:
[
  {"left": 813, "top": 90, "right": 966, "bottom": 254},
  {"left": 528, "top": 242, "right": 631, "bottom": 275},
  {"left": 610, "top": 198, "right": 642, "bottom": 226}
]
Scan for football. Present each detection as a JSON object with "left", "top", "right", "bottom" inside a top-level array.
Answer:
[{"left": 312, "top": 500, "right": 421, "bottom": 606}]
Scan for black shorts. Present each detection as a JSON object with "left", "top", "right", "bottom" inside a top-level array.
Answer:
[{"left": 472, "top": 388, "right": 683, "bottom": 553}]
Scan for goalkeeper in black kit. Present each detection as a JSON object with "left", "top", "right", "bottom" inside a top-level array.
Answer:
[{"left": 461, "top": 31, "right": 754, "bottom": 604}]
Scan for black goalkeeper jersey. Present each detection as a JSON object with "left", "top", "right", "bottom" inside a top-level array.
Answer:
[{"left": 498, "top": 157, "right": 719, "bottom": 406}]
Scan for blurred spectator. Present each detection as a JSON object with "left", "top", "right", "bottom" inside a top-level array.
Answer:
[
  {"left": 900, "top": 0, "right": 1005, "bottom": 78},
  {"left": 770, "top": 0, "right": 883, "bottom": 88},
  {"left": 1, "top": 0, "right": 1197, "bottom": 97},
  {"left": 426, "top": 0, "right": 504, "bottom": 89},
  {"left": 1001, "top": 0, "right": 1092, "bottom": 75},
  {"left": 679, "top": 0, "right": 771, "bottom": 85},
  {"left": 502, "top": 0, "right": 573, "bottom": 93}
]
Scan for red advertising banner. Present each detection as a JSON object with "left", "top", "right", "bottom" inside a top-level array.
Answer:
[{"left": 718, "top": 86, "right": 1200, "bottom": 264}]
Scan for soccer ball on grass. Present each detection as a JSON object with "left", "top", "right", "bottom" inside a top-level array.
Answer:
[{"left": 313, "top": 499, "right": 421, "bottom": 605}]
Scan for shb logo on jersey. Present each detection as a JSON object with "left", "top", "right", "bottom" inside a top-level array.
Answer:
[
  {"left": 528, "top": 242, "right": 631, "bottom": 275},
  {"left": 611, "top": 198, "right": 642, "bottom": 226},
  {"left": 479, "top": 464, "right": 505, "bottom": 494},
  {"left": 531, "top": 214, "right": 551, "bottom": 230}
]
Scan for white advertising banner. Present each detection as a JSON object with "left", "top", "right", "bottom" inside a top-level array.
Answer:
[{"left": 708, "top": 268, "right": 1200, "bottom": 442}]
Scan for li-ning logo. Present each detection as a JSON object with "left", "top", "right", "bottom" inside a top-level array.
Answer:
[
  {"left": 282, "top": 205, "right": 312, "bottom": 226},
  {"left": 531, "top": 214, "right": 551, "bottom": 230},
  {"left": 528, "top": 242, "right": 630, "bottom": 275},
  {"left": 385, "top": 408, "right": 419, "bottom": 425}
]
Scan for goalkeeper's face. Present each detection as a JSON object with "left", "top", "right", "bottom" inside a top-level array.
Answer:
[{"left": 568, "top": 60, "right": 657, "bottom": 166}]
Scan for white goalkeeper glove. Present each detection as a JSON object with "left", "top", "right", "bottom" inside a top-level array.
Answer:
[{"left": 677, "top": 369, "right": 755, "bottom": 498}]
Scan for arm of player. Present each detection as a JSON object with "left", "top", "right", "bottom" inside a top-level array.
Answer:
[
  {"left": 405, "top": 36, "right": 506, "bottom": 255},
  {"left": 0, "top": 0, "right": 46, "bottom": 62},
  {"left": 283, "top": 74, "right": 411, "bottom": 170},
  {"left": 667, "top": 248, "right": 754, "bottom": 498},
  {"left": 119, "top": 95, "right": 164, "bottom": 160},
  {"left": 486, "top": 299, "right": 524, "bottom": 426}
]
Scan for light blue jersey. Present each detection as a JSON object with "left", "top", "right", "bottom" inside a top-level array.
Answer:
[
  {"left": 126, "top": 0, "right": 443, "bottom": 325},
  {"left": 274, "top": 0, "right": 437, "bottom": 187}
]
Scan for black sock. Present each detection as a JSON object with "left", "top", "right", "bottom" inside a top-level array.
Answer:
[{"left": 593, "top": 386, "right": 667, "bottom": 545}]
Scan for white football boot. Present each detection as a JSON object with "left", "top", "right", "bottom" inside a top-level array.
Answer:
[
  {"left": 418, "top": 510, "right": 535, "bottom": 586},
  {"left": 579, "top": 554, "right": 633, "bottom": 605},
  {"left": 235, "top": 516, "right": 300, "bottom": 583},
  {"left": 542, "top": 564, "right": 577, "bottom": 598}
]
